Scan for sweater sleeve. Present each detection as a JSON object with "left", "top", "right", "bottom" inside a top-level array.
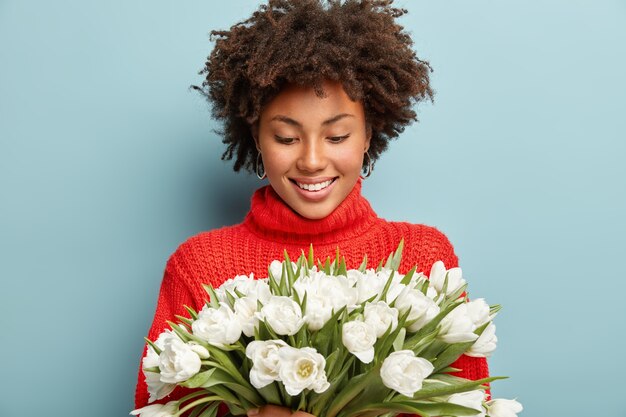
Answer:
[
  {"left": 409, "top": 225, "right": 490, "bottom": 388},
  {"left": 133, "top": 253, "right": 198, "bottom": 411}
]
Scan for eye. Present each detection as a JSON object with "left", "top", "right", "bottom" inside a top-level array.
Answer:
[
  {"left": 274, "top": 135, "right": 297, "bottom": 144},
  {"left": 328, "top": 134, "right": 351, "bottom": 144}
]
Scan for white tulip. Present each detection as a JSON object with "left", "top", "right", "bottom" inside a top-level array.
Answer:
[
  {"left": 142, "top": 331, "right": 178, "bottom": 402},
  {"left": 192, "top": 303, "right": 242, "bottom": 347},
  {"left": 278, "top": 346, "right": 330, "bottom": 396},
  {"left": 268, "top": 260, "right": 301, "bottom": 283},
  {"left": 380, "top": 350, "right": 434, "bottom": 397},
  {"left": 467, "top": 322, "right": 498, "bottom": 358},
  {"left": 447, "top": 390, "right": 486, "bottom": 416},
  {"left": 216, "top": 274, "right": 271, "bottom": 304},
  {"left": 353, "top": 269, "right": 386, "bottom": 303},
  {"left": 429, "top": 261, "right": 466, "bottom": 296},
  {"left": 466, "top": 298, "right": 493, "bottom": 327},
  {"left": 486, "top": 398, "right": 523, "bottom": 417},
  {"left": 364, "top": 301, "right": 399, "bottom": 337},
  {"left": 234, "top": 296, "right": 260, "bottom": 337},
  {"left": 294, "top": 272, "right": 358, "bottom": 330},
  {"left": 130, "top": 401, "right": 178, "bottom": 417},
  {"left": 302, "top": 297, "right": 333, "bottom": 331},
  {"left": 245, "top": 339, "right": 288, "bottom": 389},
  {"left": 158, "top": 338, "right": 202, "bottom": 383},
  {"left": 394, "top": 286, "right": 440, "bottom": 332},
  {"left": 342, "top": 320, "right": 377, "bottom": 363},
  {"left": 438, "top": 303, "right": 479, "bottom": 343},
  {"left": 259, "top": 296, "right": 305, "bottom": 336}
]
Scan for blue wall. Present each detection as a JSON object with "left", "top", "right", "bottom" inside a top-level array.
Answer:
[{"left": 1, "top": 1, "right": 624, "bottom": 416}]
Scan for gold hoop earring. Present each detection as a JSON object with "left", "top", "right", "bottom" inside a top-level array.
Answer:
[
  {"left": 361, "top": 151, "right": 373, "bottom": 179},
  {"left": 256, "top": 152, "right": 267, "bottom": 180}
]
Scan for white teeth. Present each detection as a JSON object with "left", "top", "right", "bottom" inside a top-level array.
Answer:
[{"left": 296, "top": 179, "right": 334, "bottom": 191}]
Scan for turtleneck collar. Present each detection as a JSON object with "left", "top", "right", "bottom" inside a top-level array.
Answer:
[{"left": 243, "top": 178, "right": 380, "bottom": 245}]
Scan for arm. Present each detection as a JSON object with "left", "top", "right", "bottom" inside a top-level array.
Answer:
[
  {"left": 406, "top": 225, "right": 490, "bottom": 391},
  {"left": 134, "top": 255, "right": 198, "bottom": 410}
]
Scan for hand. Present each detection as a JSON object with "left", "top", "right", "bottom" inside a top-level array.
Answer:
[{"left": 247, "top": 405, "right": 316, "bottom": 417}]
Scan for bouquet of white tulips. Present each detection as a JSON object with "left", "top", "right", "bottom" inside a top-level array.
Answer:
[{"left": 133, "top": 241, "right": 522, "bottom": 417}]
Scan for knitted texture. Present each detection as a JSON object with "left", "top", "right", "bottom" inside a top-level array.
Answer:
[{"left": 134, "top": 179, "right": 489, "bottom": 410}]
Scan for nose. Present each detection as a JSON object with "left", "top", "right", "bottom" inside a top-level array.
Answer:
[{"left": 296, "top": 139, "right": 327, "bottom": 173}]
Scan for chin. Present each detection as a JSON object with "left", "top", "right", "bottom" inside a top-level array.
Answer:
[{"left": 293, "top": 202, "right": 336, "bottom": 220}]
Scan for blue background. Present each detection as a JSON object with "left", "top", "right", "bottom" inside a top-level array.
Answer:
[{"left": 1, "top": 1, "right": 625, "bottom": 416}]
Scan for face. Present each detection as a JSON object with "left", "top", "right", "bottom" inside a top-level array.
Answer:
[{"left": 254, "top": 80, "right": 371, "bottom": 220}]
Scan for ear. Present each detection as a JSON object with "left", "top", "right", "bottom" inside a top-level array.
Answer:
[
  {"left": 251, "top": 123, "right": 261, "bottom": 152},
  {"left": 364, "top": 123, "right": 372, "bottom": 152}
]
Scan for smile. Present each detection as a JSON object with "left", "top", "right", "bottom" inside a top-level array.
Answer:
[{"left": 290, "top": 177, "right": 338, "bottom": 192}]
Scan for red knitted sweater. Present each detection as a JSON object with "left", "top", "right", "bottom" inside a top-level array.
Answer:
[{"left": 134, "top": 178, "right": 489, "bottom": 410}]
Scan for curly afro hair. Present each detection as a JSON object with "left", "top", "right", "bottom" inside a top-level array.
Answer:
[{"left": 192, "top": 0, "right": 434, "bottom": 173}]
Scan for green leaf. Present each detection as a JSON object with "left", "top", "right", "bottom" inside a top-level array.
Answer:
[
  {"left": 280, "top": 262, "right": 289, "bottom": 296},
  {"left": 427, "top": 373, "right": 474, "bottom": 385},
  {"left": 184, "top": 305, "right": 199, "bottom": 320},
  {"left": 283, "top": 250, "right": 296, "bottom": 291},
  {"left": 375, "top": 307, "right": 411, "bottom": 362},
  {"left": 175, "top": 315, "right": 193, "bottom": 327},
  {"left": 404, "top": 328, "right": 438, "bottom": 356},
  {"left": 188, "top": 402, "right": 211, "bottom": 417},
  {"left": 337, "top": 256, "right": 348, "bottom": 277},
  {"left": 390, "top": 239, "right": 404, "bottom": 270},
  {"left": 357, "top": 254, "right": 368, "bottom": 273},
  {"left": 308, "top": 244, "right": 314, "bottom": 269},
  {"left": 310, "top": 355, "right": 354, "bottom": 416},
  {"left": 440, "top": 283, "right": 468, "bottom": 309},
  {"left": 198, "top": 402, "right": 220, "bottom": 417},
  {"left": 326, "top": 366, "right": 380, "bottom": 417},
  {"left": 207, "top": 384, "right": 242, "bottom": 406},
  {"left": 490, "top": 304, "right": 502, "bottom": 316},
  {"left": 167, "top": 321, "right": 192, "bottom": 343},
  {"left": 400, "top": 266, "right": 417, "bottom": 286},
  {"left": 312, "top": 306, "right": 346, "bottom": 356},
  {"left": 410, "top": 376, "right": 506, "bottom": 400},
  {"left": 257, "top": 381, "right": 282, "bottom": 405},
  {"left": 322, "top": 257, "right": 331, "bottom": 274},
  {"left": 145, "top": 337, "right": 162, "bottom": 355},
  {"left": 437, "top": 366, "right": 462, "bottom": 373},
  {"left": 383, "top": 252, "right": 394, "bottom": 270},
  {"left": 261, "top": 318, "right": 280, "bottom": 340},
  {"left": 267, "top": 264, "right": 281, "bottom": 295},
  {"left": 350, "top": 401, "right": 482, "bottom": 417},
  {"left": 392, "top": 327, "right": 406, "bottom": 351},
  {"left": 431, "top": 341, "right": 476, "bottom": 373},
  {"left": 225, "top": 290, "right": 237, "bottom": 308},
  {"left": 181, "top": 369, "right": 217, "bottom": 388},
  {"left": 378, "top": 269, "right": 396, "bottom": 303},
  {"left": 404, "top": 300, "right": 464, "bottom": 346},
  {"left": 202, "top": 284, "right": 220, "bottom": 308}
]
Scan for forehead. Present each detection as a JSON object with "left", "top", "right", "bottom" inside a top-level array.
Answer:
[{"left": 260, "top": 80, "right": 365, "bottom": 126}]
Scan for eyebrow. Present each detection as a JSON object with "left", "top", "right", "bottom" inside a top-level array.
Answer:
[{"left": 270, "top": 113, "right": 354, "bottom": 127}]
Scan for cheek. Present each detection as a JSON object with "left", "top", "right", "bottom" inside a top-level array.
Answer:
[
  {"left": 333, "top": 147, "right": 365, "bottom": 173},
  {"left": 262, "top": 151, "right": 291, "bottom": 175}
]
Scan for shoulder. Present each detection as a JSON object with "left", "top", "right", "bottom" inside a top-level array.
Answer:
[
  {"left": 383, "top": 221, "right": 459, "bottom": 274},
  {"left": 163, "top": 223, "right": 247, "bottom": 283}
]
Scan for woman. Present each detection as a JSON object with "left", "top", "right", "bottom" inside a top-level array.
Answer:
[{"left": 134, "top": 1, "right": 489, "bottom": 415}]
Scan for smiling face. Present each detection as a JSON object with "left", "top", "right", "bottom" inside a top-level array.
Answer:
[{"left": 254, "top": 80, "right": 371, "bottom": 220}]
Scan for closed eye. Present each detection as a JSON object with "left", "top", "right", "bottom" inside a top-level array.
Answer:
[
  {"left": 274, "top": 135, "right": 297, "bottom": 144},
  {"left": 328, "top": 134, "right": 351, "bottom": 143}
]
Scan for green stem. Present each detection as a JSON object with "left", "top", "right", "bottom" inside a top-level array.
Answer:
[
  {"left": 174, "top": 397, "right": 220, "bottom": 417},
  {"left": 177, "top": 390, "right": 210, "bottom": 405}
]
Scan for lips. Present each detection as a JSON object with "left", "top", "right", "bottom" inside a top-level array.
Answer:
[
  {"left": 290, "top": 177, "right": 337, "bottom": 191},
  {"left": 289, "top": 177, "right": 338, "bottom": 200}
]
